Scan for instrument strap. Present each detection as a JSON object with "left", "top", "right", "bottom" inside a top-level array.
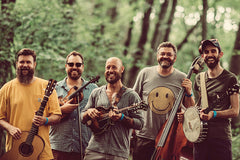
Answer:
[
  {"left": 200, "top": 72, "right": 209, "bottom": 110},
  {"left": 112, "top": 86, "right": 127, "bottom": 108}
]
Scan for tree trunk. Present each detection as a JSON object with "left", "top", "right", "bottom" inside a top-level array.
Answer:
[
  {"left": 177, "top": 15, "right": 203, "bottom": 51},
  {"left": 0, "top": 0, "right": 16, "bottom": 87},
  {"left": 146, "top": 0, "right": 170, "bottom": 65},
  {"left": 230, "top": 22, "right": 240, "bottom": 129},
  {"left": 202, "top": 0, "right": 208, "bottom": 40},
  {"left": 126, "top": 0, "right": 154, "bottom": 87},
  {"left": 163, "top": 0, "right": 177, "bottom": 42}
]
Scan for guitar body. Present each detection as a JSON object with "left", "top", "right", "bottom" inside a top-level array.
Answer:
[{"left": 1, "top": 131, "right": 45, "bottom": 160}]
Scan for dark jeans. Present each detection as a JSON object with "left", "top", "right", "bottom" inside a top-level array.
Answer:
[
  {"left": 132, "top": 136, "right": 155, "bottom": 160},
  {"left": 52, "top": 149, "right": 83, "bottom": 160},
  {"left": 194, "top": 138, "right": 232, "bottom": 160}
]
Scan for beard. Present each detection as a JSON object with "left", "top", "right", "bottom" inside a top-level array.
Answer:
[
  {"left": 67, "top": 68, "right": 82, "bottom": 80},
  {"left": 17, "top": 66, "right": 34, "bottom": 84},
  {"left": 204, "top": 56, "right": 219, "bottom": 69},
  {"left": 158, "top": 57, "right": 174, "bottom": 69},
  {"left": 105, "top": 71, "right": 122, "bottom": 84}
]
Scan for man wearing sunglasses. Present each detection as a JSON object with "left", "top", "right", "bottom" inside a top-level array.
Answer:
[{"left": 49, "top": 51, "right": 98, "bottom": 160}]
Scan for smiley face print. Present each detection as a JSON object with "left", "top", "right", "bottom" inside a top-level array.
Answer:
[{"left": 148, "top": 87, "right": 175, "bottom": 114}]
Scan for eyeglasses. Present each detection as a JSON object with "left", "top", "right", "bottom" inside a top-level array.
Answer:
[
  {"left": 158, "top": 52, "right": 174, "bottom": 57},
  {"left": 67, "top": 62, "right": 83, "bottom": 67}
]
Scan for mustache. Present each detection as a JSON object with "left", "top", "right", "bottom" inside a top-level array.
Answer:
[
  {"left": 206, "top": 56, "right": 217, "bottom": 61},
  {"left": 19, "top": 66, "right": 31, "bottom": 70},
  {"left": 69, "top": 68, "right": 80, "bottom": 72},
  {"left": 160, "top": 57, "right": 172, "bottom": 62}
]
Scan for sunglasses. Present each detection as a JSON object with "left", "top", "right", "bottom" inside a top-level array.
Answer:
[{"left": 67, "top": 62, "right": 83, "bottom": 67}]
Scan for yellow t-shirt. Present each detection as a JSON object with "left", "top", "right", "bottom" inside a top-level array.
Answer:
[{"left": 0, "top": 77, "right": 61, "bottom": 160}]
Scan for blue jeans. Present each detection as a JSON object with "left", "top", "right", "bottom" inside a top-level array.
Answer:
[{"left": 194, "top": 138, "right": 232, "bottom": 160}]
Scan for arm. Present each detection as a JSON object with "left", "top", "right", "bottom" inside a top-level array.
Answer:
[
  {"left": 202, "top": 93, "right": 239, "bottom": 120},
  {"left": 0, "top": 119, "right": 21, "bottom": 140},
  {"left": 182, "top": 78, "right": 195, "bottom": 108},
  {"left": 33, "top": 114, "right": 61, "bottom": 126}
]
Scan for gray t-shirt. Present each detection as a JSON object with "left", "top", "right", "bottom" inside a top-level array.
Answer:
[
  {"left": 133, "top": 66, "right": 186, "bottom": 140},
  {"left": 81, "top": 85, "right": 144, "bottom": 159}
]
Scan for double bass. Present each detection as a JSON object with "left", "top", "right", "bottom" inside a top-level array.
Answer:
[{"left": 151, "top": 56, "right": 204, "bottom": 160}]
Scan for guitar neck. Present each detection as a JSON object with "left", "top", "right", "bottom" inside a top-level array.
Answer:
[{"left": 36, "top": 95, "right": 49, "bottom": 116}]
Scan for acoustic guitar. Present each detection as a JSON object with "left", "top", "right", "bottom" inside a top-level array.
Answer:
[
  {"left": 86, "top": 101, "right": 148, "bottom": 135},
  {"left": 0, "top": 79, "right": 57, "bottom": 160}
]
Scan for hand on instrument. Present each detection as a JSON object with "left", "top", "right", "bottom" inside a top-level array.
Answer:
[
  {"left": 182, "top": 78, "right": 192, "bottom": 96},
  {"left": 33, "top": 115, "right": 47, "bottom": 126},
  {"left": 109, "top": 109, "right": 121, "bottom": 121},
  {"left": 87, "top": 108, "right": 101, "bottom": 119},
  {"left": 8, "top": 125, "right": 22, "bottom": 140},
  {"left": 177, "top": 111, "right": 184, "bottom": 123},
  {"left": 61, "top": 98, "right": 79, "bottom": 114},
  {"left": 200, "top": 109, "right": 213, "bottom": 121}
]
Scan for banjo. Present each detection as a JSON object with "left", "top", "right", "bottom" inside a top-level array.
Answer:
[
  {"left": 183, "top": 72, "right": 208, "bottom": 143},
  {"left": 183, "top": 80, "right": 240, "bottom": 143}
]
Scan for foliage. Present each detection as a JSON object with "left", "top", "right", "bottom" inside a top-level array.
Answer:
[
  {"left": 0, "top": 0, "right": 240, "bottom": 158},
  {"left": 232, "top": 130, "right": 240, "bottom": 160}
]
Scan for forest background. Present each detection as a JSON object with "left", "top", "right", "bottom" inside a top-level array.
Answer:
[{"left": 0, "top": 0, "right": 240, "bottom": 159}]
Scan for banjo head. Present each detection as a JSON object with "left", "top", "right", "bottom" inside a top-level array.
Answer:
[{"left": 183, "top": 107, "right": 203, "bottom": 142}]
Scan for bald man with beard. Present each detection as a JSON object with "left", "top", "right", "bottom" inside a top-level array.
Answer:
[{"left": 82, "top": 57, "right": 144, "bottom": 160}]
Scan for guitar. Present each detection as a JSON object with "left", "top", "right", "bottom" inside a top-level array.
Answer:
[
  {"left": 86, "top": 101, "right": 148, "bottom": 135},
  {"left": 58, "top": 76, "right": 100, "bottom": 121},
  {"left": 151, "top": 56, "right": 204, "bottom": 160},
  {"left": 0, "top": 79, "right": 57, "bottom": 160},
  {"left": 183, "top": 84, "right": 240, "bottom": 143}
]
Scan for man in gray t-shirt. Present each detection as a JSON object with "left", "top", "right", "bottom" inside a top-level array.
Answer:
[
  {"left": 132, "top": 42, "right": 195, "bottom": 160},
  {"left": 82, "top": 57, "right": 144, "bottom": 160}
]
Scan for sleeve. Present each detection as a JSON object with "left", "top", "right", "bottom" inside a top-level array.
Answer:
[
  {"left": 128, "top": 91, "right": 144, "bottom": 130},
  {"left": 0, "top": 85, "right": 8, "bottom": 120},
  {"left": 47, "top": 89, "right": 62, "bottom": 116},
  {"left": 133, "top": 69, "right": 144, "bottom": 98},
  {"left": 194, "top": 73, "right": 200, "bottom": 92},
  {"left": 228, "top": 75, "right": 239, "bottom": 95}
]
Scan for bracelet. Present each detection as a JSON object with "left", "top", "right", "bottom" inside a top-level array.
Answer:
[
  {"left": 120, "top": 113, "right": 125, "bottom": 121},
  {"left": 44, "top": 117, "right": 49, "bottom": 125},
  {"left": 185, "top": 93, "right": 193, "bottom": 97},
  {"left": 213, "top": 110, "right": 217, "bottom": 118}
]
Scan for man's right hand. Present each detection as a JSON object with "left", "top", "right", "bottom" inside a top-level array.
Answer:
[{"left": 8, "top": 125, "right": 22, "bottom": 140}]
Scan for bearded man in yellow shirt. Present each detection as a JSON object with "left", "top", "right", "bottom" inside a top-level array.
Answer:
[{"left": 0, "top": 48, "right": 61, "bottom": 160}]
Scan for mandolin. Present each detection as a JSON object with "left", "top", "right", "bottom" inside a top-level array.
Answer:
[
  {"left": 0, "top": 79, "right": 57, "bottom": 160},
  {"left": 86, "top": 101, "right": 148, "bottom": 135}
]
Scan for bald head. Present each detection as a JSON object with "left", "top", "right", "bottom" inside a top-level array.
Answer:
[
  {"left": 105, "top": 57, "right": 124, "bottom": 84},
  {"left": 106, "top": 57, "right": 123, "bottom": 67}
]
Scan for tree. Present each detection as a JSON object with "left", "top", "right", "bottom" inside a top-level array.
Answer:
[
  {"left": 126, "top": 0, "right": 154, "bottom": 87},
  {"left": 0, "top": 0, "right": 16, "bottom": 87}
]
